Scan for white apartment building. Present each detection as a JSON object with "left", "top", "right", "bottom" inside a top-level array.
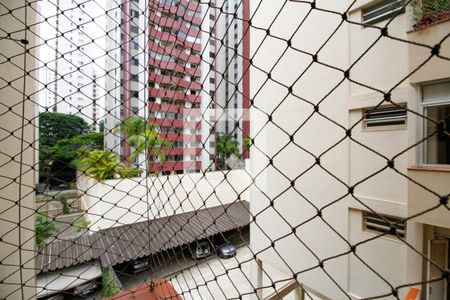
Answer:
[
  {"left": 39, "top": 0, "right": 105, "bottom": 130},
  {"left": 248, "top": 0, "right": 450, "bottom": 299},
  {"left": 104, "top": 0, "right": 148, "bottom": 156}
]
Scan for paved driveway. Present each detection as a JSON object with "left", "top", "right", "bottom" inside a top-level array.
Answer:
[{"left": 168, "top": 245, "right": 255, "bottom": 300}]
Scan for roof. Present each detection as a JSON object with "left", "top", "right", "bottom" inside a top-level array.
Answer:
[
  {"left": 37, "top": 201, "right": 250, "bottom": 272},
  {"left": 36, "top": 262, "right": 102, "bottom": 298},
  {"left": 106, "top": 279, "right": 182, "bottom": 300}
]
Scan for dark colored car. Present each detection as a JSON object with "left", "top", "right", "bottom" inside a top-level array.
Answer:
[
  {"left": 191, "top": 240, "right": 212, "bottom": 260},
  {"left": 72, "top": 281, "right": 98, "bottom": 296},
  {"left": 128, "top": 259, "right": 150, "bottom": 274},
  {"left": 216, "top": 243, "right": 237, "bottom": 259}
]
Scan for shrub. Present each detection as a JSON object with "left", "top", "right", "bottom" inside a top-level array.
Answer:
[{"left": 35, "top": 213, "right": 58, "bottom": 246}]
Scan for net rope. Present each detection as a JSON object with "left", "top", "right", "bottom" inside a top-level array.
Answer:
[{"left": 0, "top": 0, "right": 449, "bottom": 299}]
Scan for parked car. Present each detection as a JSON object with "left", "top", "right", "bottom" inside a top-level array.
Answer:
[
  {"left": 216, "top": 243, "right": 237, "bottom": 259},
  {"left": 128, "top": 259, "right": 150, "bottom": 274},
  {"left": 72, "top": 281, "right": 98, "bottom": 296},
  {"left": 191, "top": 240, "right": 211, "bottom": 260}
]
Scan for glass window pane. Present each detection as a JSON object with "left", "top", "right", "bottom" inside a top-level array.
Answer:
[
  {"left": 423, "top": 81, "right": 450, "bottom": 103},
  {"left": 425, "top": 104, "right": 450, "bottom": 164}
]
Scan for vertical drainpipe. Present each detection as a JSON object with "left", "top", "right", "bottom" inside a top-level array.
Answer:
[
  {"left": 122, "top": 0, "right": 132, "bottom": 165},
  {"left": 242, "top": 0, "right": 250, "bottom": 159}
]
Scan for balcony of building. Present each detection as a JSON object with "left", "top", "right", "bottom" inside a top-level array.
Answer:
[{"left": 408, "top": 0, "right": 450, "bottom": 83}]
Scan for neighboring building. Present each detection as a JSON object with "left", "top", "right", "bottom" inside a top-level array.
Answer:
[
  {"left": 248, "top": 1, "right": 450, "bottom": 299},
  {"left": 40, "top": 0, "right": 105, "bottom": 130},
  {"left": 104, "top": 0, "right": 148, "bottom": 157},
  {"left": 104, "top": 0, "right": 248, "bottom": 174}
]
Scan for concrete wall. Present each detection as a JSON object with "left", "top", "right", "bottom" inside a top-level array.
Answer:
[
  {"left": 78, "top": 169, "right": 251, "bottom": 230},
  {"left": 248, "top": 0, "right": 420, "bottom": 299},
  {"left": 0, "top": 1, "right": 38, "bottom": 298},
  {"left": 407, "top": 168, "right": 450, "bottom": 228}
]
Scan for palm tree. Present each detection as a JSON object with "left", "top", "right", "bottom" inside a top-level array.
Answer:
[
  {"left": 216, "top": 133, "right": 241, "bottom": 169},
  {"left": 114, "top": 116, "right": 171, "bottom": 169},
  {"left": 78, "top": 149, "right": 122, "bottom": 181}
]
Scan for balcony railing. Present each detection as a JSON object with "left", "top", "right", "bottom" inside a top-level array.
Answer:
[{"left": 411, "top": 0, "right": 450, "bottom": 30}]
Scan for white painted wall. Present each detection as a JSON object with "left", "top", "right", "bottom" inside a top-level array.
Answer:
[
  {"left": 0, "top": 2, "right": 38, "bottom": 298},
  {"left": 247, "top": 0, "right": 417, "bottom": 299},
  {"left": 78, "top": 169, "right": 251, "bottom": 230}
]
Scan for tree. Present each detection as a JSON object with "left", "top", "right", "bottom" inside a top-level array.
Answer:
[
  {"left": 98, "top": 120, "right": 105, "bottom": 133},
  {"left": 39, "top": 112, "right": 89, "bottom": 147},
  {"left": 35, "top": 213, "right": 58, "bottom": 246},
  {"left": 39, "top": 132, "right": 104, "bottom": 185},
  {"left": 50, "top": 132, "right": 104, "bottom": 165},
  {"left": 77, "top": 149, "right": 143, "bottom": 181},
  {"left": 39, "top": 112, "right": 92, "bottom": 185},
  {"left": 114, "top": 116, "right": 171, "bottom": 164},
  {"left": 78, "top": 149, "right": 122, "bottom": 181},
  {"left": 216, "top": 133, "right": 241, "bottom": 169}
]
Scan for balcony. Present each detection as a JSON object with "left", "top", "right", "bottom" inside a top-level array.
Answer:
[
  {"left": 407, "top": 167, "right": 450, "bottom": 228},
  {"left": 407, "top": 10, "right": 450, "bottom": 83},
  {"left": 410, "top": 0, "right": 450, "bottom": 31}
]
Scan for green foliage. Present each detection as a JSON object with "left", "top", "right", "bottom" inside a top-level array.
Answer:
[
  {"left": 78, "top": 150, "right": 122, "bottom": 181},
  {"left": 114, "top": 116, "right": 172, "bottom": 162},
  {"left": 73, "top": 216, "right": 91, "bottom": 232},
  {"left": 39, "top": 112, "right": 89, "bottom": 147},
  {"left": 243, "top": 138, "right": 251, "bottom": 150},
  {"left": 117, "top": 167, "right": 143, "bottom": 178},
  {"left": 216, "top": 133, "right": 241, "bottom": 169},
  {"left": 59, "top": 195, "right": 70, "bottom": 214},
  {"left": 35, "top": 213, "right": 58, "bottom": 246},
  {"left": 50, "top": 132, "right": 104, "bottom": 164},
  {"left": 102, "top": 268, "right": 120, "bottom": 297},
  {"left": 38, "top": 112, "right": 103, "bottom": 184},
  {"left": 99, "top": 120, "right": 105, "bottom": 133},
  {"left": 39, "top": 132, "right": 104, "bottom": 185}
]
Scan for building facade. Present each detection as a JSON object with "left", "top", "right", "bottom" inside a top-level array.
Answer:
[
  {"left": 105, "top": 0, "right": 248, "bottom": 174},
  {"left": 248, "top": 0, "right": 450, "bottom": 299},
  {"left": 39, "top": 0, "right": 105, "bottom": 130}
]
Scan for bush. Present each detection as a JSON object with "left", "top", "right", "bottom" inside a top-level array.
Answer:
[
  {"left": 73, "top": 216, "right": 91, "bottom": 232},
  {"left": 102, "top": 268, "right": 120, "bottom": 297},
  {"left": 117, "top": 167, "right": 143, "bottom": 178},
  {"left": 59, "top": 195, "right": 70, "bottom": 214},
  {"left": 35, "top": 213, "right": 58, "bottom": 246}
]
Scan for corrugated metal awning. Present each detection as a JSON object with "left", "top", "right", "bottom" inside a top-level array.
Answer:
[{"left": 37, "top": 201, "right": 250, "bottom": 272}]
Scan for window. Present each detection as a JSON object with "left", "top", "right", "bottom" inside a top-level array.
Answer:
[
  {"left": 363, "top": 211, "right": 406, "bottom": 238},
  {"left": 209, "top": 52, "right": 215, "bottom": 58},
  {"left": 421, "top": 81, "right": 450, "bottom": 165},
  {"left": 363, "top": 105, "right": 407, "bottom": 128},
  {"left": 131, "top": 26, "right": 139, "bottom": 34},
  {"left": 361, "top": 0, "right": 405, "bottom": 25}
]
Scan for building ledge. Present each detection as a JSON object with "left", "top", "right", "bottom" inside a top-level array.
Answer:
[
  {"left": 407, "top": 166, "right": 450, "bottom": 173},
  {"left": 408, "top": 14, "right": 450, "bottom": 33}
]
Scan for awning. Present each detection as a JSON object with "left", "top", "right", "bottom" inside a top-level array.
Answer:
[
  {"left": 37, "top": 201, "right": 250, "bottom": 272},
  {"left": 36, "top": 262, "right": 102, "bottom": 298}
]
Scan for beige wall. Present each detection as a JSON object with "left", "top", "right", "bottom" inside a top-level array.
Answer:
[
  {"left": 408, "top": 21, "right": 450, "bottom": 84},
  {"left": 248, "top": 0, "right": 421, "bottom": 299},
  {"left": 0, "top": 1, "right": 39, "bottom": 298},
  {"left": 78, "top": 169, "right": 251, "bottom": 230},
  {"left": 407, "top": 168, "right": 450, "bottom": 228}
]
